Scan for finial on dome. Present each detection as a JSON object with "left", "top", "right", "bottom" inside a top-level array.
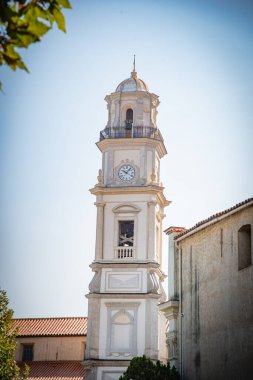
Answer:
[{"left": 131, "top": 54, "right": 137, "bottom": 78}]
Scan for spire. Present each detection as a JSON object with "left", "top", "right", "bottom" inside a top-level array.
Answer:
[{"left": 131, "top": 54, "right": 137, "bottom": 78}]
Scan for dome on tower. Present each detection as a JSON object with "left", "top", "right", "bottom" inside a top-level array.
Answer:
[{"left": 115, "top": 69, "right": 149, "bottom": 93}]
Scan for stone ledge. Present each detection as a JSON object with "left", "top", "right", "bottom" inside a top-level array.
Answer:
[
  {"left": 158, "top": 300, "right": 179, "bottom": 319},
  {"left": 82, "top": 359, "right": 131, "bottom": 368}
]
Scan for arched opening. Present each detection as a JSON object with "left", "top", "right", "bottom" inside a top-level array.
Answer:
[
  {"left": 125, "top": 108, "right": 133, "bottom": 130},
  {"left": 238, "top": 224, "right": 252, "bottom": 270},
  {"left": 118, "top": 220, "right": 134, "bottom": 247}
]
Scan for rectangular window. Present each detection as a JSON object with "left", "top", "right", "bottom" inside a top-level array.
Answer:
[
  {"left": 22, "top": 344, "right": 33, "bottom": 361},
  {"left": 118, "top": 221, "right": 134, "bottom": 247}
]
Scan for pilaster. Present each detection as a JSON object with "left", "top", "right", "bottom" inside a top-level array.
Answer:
[
  {"left": 94, "top": 202, "right": 105, "bottom": 260},
  {"left": 147, "top": 201, "right": 157, "bottom": 260},
  {"left": 159, "top": 300, "right": 179, "bottom": 368}
]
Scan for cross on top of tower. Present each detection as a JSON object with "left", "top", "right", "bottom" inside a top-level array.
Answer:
[{"left": 131, "top": 54, "right": 137, "bottom": 79}]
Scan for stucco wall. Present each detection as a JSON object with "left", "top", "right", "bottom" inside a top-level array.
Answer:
[
  {"left": 15, "top": 336, "right": 86, "bottom": 361},
  {"left": 177, "top": 205, "right": 253, "bottom": 380}
]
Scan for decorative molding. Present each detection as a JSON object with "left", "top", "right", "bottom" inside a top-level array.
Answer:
[
  {"left": 113, "top": 159, "right": 141, "bottom": 186},
  {"left": 84, "top": 368, "right": 96, "bottom": 380},
  {"left": 147, "top": 271, "right": 159, "bottom": 294},
  {"left": 89, "top": 270, "right": 102, "bottom": 293},
  {"left": 105, "top": 302, "right": 140, "bottom": 308},
  {"left": 94, "top": 202, "right": 105, "bottom": 208},
  {"left": 148, "top": 200, "right": 158, "bottom": 207},
  {"left": 149, "top": 169, "right": 157, "bottom": 184},
  {"left": 105, "top": 302, "right": 140, "bottom": 359},
  {"left": 112, "top": 203, "right": 141, "bottom": 214},
  {"left": 159, "top": 281, "right": 167, "bottom": 302},
  {"left": 86, "top": 293, "right": 160, "bottom": 300},
  {"left": 96, "top": 137, "right": 167, "bottom": 159},
  {"left": 102, "top": 371, "right": 125, "bottom": 380},
  {"left": 156, "top": 210, "right": 166, "bottom": 222},
  {"left": 89, "top": 185, "right": 171, "bottom": 208},
  {"left": 158, "top": 300, "right": 179, "bottom": 319},
  {"left": 97, "top": 169, "right": 103, "bottom": 185},
  {"left": 166, "top": 331, "right": 178, "bottom": 361},
  {"left": 106, "top": 272, "right": 142, "bottom": 292}
]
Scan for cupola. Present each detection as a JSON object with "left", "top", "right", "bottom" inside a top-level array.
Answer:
[
  {"left": 100, "top": 64, "right": 162, "bottom": 142},
  {"left": 115, "top": 69, "right": 149, "bottom": 93}
]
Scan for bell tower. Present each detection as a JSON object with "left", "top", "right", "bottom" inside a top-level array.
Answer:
[{"left": 84, "top": 66, "right": 170, "bottom": 380}]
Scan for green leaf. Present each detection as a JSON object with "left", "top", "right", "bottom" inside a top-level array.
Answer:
[
  {"left": 15, "top": 32, "right": 39, "bottom": 47},
  {"left": 27, "top": 19, "right": 50, "bottom": 38},
  {"left": 16, "top": 57, "right": 29, "bottom": 72},
  {"left": 57, "top": 0, "right": 72, "bottom": 9},
  {"left": 52, "top": 6, "right": 66, "bottom": 32},
  {"left": 0, "top": 2, "right": 17, "bottom": 23},
  {"left": 2, "top": 45, "right": 29, "bottom": 72},
  {"left": 58, "top": 0, "right": 72, "bottom": 9},
  {"left": 5, "top": 45, "right": 20, "bottom": 60},
  {"left": 34, "top": 6, "right": 52, "bottom": 22}
]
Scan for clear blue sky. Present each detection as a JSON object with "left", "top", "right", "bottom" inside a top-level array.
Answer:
[{"left": 0, "top": 0, "right": 252, "bottom": 317}]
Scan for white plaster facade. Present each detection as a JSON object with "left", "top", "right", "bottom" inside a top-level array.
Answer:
[{"left": 84, "top": 69, "right": 170, "bottom": 380}]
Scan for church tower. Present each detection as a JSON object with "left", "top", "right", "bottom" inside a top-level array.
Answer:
[{"left": 84, "top": 65, "right": 170, "bottom": 380}]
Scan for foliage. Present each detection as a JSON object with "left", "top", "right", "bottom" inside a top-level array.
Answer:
[
  {"left": 0, "top": 0, "right": 72, "bottom": 87},
  {"left": 0, "top": 289, "right": 29, "bottom": 380},
  {"left": 119, "top": 355, "right": 180, "bottom": 380}
]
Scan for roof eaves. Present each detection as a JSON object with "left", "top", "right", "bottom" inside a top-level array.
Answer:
[{"left": 175, "top": 197, "right": 253, "bottom": 241}]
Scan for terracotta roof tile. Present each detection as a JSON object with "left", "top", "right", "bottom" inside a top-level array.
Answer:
[
  {"left": 164, "top": 226, "right": 186, "bottom": 235},
  {"left": 18, "top": 361, "right": 87, "bottom": 380},
  {"left": 13, "top": 317, "right": 87, "bottom": 337},
  {"left": 175, "top": 197, "right": 253, "bottom": 240}
]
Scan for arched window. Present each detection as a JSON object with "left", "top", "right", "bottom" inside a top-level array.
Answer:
[
  {"left": 238, "top": 224, "right": 252, "bottom": 270},
  {"left": 125, "top": 108, "right": 133, "bottom": 130}
]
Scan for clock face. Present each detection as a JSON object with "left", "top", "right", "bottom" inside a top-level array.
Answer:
[{"left": 118, "top": 165, "right": 135, "bottom": 181}]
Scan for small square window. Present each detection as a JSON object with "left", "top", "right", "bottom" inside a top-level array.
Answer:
[{"left": 22, "top": 344, "right": 33, "bottom": 361}]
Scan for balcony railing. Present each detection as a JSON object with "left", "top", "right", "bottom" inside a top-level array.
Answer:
[
  {"left": 115, "top": 247, "right": 135, "bottom": 259},
  {"left": 100, "top": 126, "right": 164, "bottom": 142}
]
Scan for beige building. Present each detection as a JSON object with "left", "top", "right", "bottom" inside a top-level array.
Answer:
[
  {"left": 160, "top": 198, "right": 253, "bottom": 380},
  {"left": 14, "top": 317, "right": 87, "bottom": 379}
]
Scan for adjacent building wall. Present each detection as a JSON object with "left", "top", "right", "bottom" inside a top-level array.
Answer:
[
  {"left": 176, "top": 205, "right": 253, "bottom": 380},
  {"left": 15, "top": 336, "right": 86, "bottom": 361}
]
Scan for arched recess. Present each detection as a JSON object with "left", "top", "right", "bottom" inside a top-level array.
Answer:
[
  {"left": 126, "top": 108, "right": 133, "bottom": 122},
  {"left": 238, "top": 224, "right": 252, "bottom": 270},
  {"left": 110, "top": 310, "right": 134, "bottom": 352}
]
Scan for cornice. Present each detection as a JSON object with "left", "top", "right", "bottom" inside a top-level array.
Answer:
[
  {"left": 96, "top": 137, "right": 167, "bottom": 158},
  {"left": 83, "top": 359, "right": 131, "bottom": 367},
  {"left": 105, "top": 90, "right": 159, "bottom": 101},
  {"left": 89, "top": 184, "right": 171, "bottom": 208},
  {"left": 158, "top": 300, "right": 179, "bottom": 319},
  {"left": 90, "top": 260, "right": 166, "bottom": 279},
  {"left": 85, "top": 293, "right": 161, "bottom": 300}
]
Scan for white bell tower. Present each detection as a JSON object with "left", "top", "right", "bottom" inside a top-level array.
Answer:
[{"left": 84, "top": 65, "right": 170, "bottom": 380}]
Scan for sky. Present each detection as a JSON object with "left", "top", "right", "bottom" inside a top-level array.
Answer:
[{"left": 0, "top": 0, "right": 252, "bottom": 318}]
